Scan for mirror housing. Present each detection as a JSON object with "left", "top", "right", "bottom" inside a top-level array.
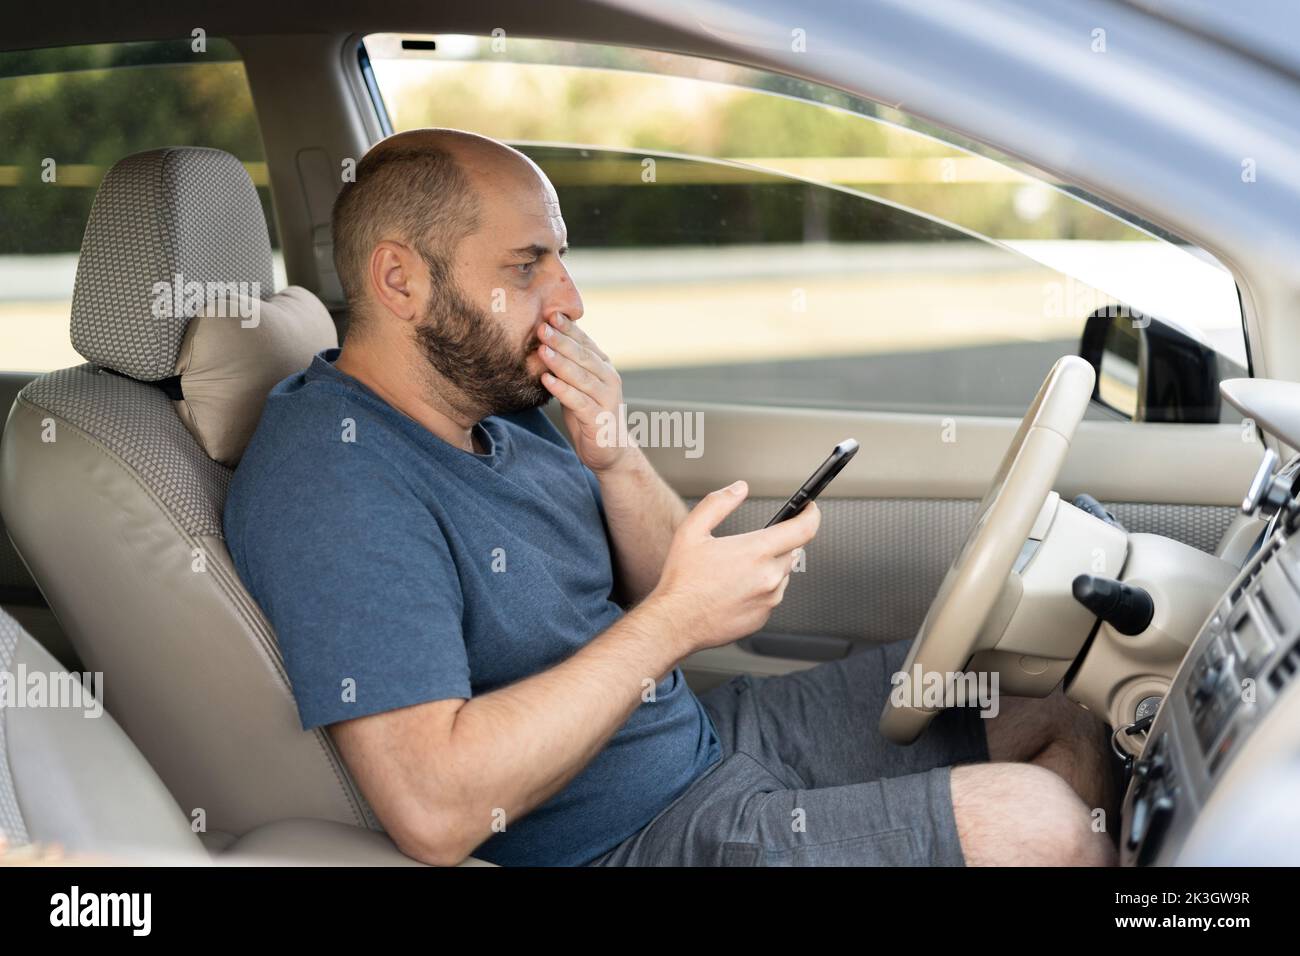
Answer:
[{"left": 1079, "top": 307, "right": 1224, "bottom": 423}]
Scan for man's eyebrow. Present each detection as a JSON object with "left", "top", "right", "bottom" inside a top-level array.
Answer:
[{"left": 507, "top": 242, "right": 569, "bottom": 259}]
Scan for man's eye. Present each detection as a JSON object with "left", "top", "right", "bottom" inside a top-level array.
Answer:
[{"left": 515, "top": 261, "right": 536, "bottom": 275}]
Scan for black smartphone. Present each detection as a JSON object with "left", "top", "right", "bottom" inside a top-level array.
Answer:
[{"left": 764, "top": 439, "right": 859, "bottom": 528}]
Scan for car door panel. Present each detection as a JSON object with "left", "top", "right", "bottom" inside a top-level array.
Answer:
[{"left": 546, "top": 399, "right": 1263, "bottom": 684}]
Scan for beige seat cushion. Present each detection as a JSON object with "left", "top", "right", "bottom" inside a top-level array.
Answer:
[{"left": 173, "top": 286, "right": 337, "bottom": 466}]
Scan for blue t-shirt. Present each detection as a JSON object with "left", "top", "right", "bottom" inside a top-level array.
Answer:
[{"left": 223, "top": 347, "right": 721, "bottom": 866}]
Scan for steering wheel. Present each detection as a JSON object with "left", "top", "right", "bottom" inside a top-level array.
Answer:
[{"left": 879, "top": 355, "right": 1096, "bottom": 744}]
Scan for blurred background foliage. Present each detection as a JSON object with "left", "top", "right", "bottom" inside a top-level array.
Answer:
[{"left": 0, "top": 39, "right": 276, "bottom": 254}]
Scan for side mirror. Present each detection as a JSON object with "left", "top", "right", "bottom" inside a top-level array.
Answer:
[{"left": 1078, "top": 307, "right": 1224, "bottom": 423}]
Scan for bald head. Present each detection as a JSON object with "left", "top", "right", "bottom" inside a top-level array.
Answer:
[{"left": 330, "top": 128, "right": 544, "bottom": 335}]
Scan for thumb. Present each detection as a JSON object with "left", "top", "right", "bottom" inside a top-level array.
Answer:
[{"left": 681, "top": 480, "right": 749, "bottom": 537}]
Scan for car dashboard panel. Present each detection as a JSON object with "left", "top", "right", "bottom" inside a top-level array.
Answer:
[
  {"left": 1122, "top": 378, "right": 1300, "bottom": 865},
  {"left": 1122, "top": 525, "right": 1300, "bottom": 863}
]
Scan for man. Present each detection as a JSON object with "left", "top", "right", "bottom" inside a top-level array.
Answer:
[{"left": 224, "top": 128, "right": 1118, "bottom": 867}]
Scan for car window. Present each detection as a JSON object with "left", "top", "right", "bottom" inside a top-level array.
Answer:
[
  {"left": 362, "top": 33, "right": 1245, "bottom": 419},
  {"left": 0, "top": 39, "right": 282, "bottom": 373}
]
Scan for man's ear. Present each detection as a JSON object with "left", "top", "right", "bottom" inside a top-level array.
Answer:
[{"left": 368, "top": 240, "right": 428, "bottom": 323}]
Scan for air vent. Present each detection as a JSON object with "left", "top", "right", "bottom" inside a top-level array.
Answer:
[{"left": 1267, "top": 635, "right": 1300, "bottom": 693}]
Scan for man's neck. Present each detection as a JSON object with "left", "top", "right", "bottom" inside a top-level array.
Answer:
[{"left": 333, "top": 342, "right": 483, "bottom": 455}]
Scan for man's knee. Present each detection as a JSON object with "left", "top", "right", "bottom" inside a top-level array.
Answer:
[{"left": 951, "top": 762, "right": 1116, "bottom": 866}]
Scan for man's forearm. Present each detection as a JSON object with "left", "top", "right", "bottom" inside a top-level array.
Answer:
[
  {"left": 438, "top": 598, "right": 683, "bottom": 860},
  {"left": 595, "top": 444, "right": 689, "bottom": 605}
]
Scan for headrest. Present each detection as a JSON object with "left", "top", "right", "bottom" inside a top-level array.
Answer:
[
  {"left": 173, "top": 286, "right": 338, "bottom": 467},
  {"left": 71, "top": 147, "right": 275, "bottom": 381}
]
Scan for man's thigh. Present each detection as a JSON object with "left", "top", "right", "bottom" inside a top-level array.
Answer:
[
  {"left": 698, "top": 638, "right": 991, "bottom": 790},
  {"left": 590, "top": 747, "right": 969, "bottom": 866}
]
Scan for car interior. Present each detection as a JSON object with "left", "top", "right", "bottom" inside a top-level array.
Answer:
[{"left": 2, "top": 0, "right": 1299, "bottom": 869}]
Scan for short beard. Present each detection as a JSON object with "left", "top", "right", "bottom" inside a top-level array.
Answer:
[{"left": 412, "top": 273, "right": 550, "bottom": 420}]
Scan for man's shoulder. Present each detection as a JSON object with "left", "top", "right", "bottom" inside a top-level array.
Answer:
[
  {"left": 241, "top": 369, "right": 407, "bottom": 470},
  {"left": 224, "top": 379, "right": 414, "bottom": 539}
]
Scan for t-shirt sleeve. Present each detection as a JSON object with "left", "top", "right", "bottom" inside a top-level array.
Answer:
[{"left": 229, "top": 442, "right": 470, "bottom": 730}]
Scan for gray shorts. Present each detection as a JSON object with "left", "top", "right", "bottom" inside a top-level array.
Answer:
[{"left": 588, "top": 638, "right": 990, "bottom": 866}]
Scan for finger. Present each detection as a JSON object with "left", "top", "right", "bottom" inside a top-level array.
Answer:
[
  {"left": 548, "top": 311, "right": 610, "bottom": 362},
  {"left": 539, "top": 341, "right": 609, "bottom": 400},
  {"left": 549, "top": 311, "right": 610, "bottom": 362},
  {"left": 763, "top": 552, "right": 793, "bottom": 585},
  {"left": 772, "top": 573, "right": 791, "bottom": 604},
  {"left": 540, "top": 321, "right": 613, "bottom": 386},
  {"left": 681, "top": 480, "right": 749, "bottom": 537},
  {"left": 747, "top": 501, "right": 821, "bottom": 555},
  {"left": 540, "top": 368, "right": 599, "bottom": 419}
]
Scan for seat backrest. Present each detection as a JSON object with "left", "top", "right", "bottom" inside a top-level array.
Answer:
[
  {"left": 0, "top": 147, "right": 378, "bottom": 839},
  {"left": 0, "top": 609, "right": 205, "bottom": 858}
]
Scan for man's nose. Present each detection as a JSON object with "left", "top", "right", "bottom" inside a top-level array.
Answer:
[{"left": 550, "top": 263, "right": 584, "bottom": 323}]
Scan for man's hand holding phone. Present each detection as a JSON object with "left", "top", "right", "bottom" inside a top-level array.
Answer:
[
  {"left": 640, "top": 439, "right": 856, "bottom": 659},
  {"left": 643, "top": 479, "right": 822, "bottom": 659}
]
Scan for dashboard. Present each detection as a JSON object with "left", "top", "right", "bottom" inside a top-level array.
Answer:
[{"left": 1121, "top": 379, "right": 1300, "bottom": 865}]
